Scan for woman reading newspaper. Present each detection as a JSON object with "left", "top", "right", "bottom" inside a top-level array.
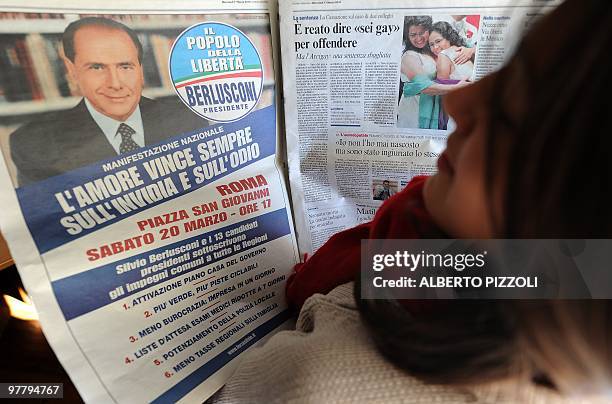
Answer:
[{"left": 212, "top": 0, "right": 612, "bottom": 402}]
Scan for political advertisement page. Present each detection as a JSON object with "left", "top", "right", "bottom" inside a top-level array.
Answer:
[{"left": 0, "top": 1, "right": 299, "bottom": 402}]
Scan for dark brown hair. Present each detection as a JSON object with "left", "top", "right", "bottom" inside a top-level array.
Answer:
[
  {"left": 403, "top": 15, "right": 433, "bottom": 54},
  {"left": 359, "top": 0, "right": 612, "bottom": 395},
  {"left": 431, "top": 21, "right": 467, "bottom": 48}
]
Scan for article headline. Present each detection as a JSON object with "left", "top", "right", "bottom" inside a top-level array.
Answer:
[{"left": 293, "top": 21, "right": 400, "bottom": 52}]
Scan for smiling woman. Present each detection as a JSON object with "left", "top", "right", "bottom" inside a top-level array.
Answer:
[
  {"left": 397, "top": 16, "right": 470, "bottom": 129},
  {"left": 429, "top": 21, "right": 474, "bottom": 81}
]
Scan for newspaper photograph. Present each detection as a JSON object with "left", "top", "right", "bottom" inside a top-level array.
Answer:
[
  {"left": 279, "top": 0, "right": 561, "bottom": 254},
  {"left": 0, "top": 1, "right": 299, "bottom": 402}
]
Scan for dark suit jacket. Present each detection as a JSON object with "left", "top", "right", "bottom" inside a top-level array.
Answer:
[{"left": 10, "top": 97, "right": 208, "bottom": 186}]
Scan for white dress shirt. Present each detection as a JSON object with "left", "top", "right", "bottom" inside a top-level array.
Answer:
[{"left": 84, "top": 98, "right": 145, "bottom": 154}]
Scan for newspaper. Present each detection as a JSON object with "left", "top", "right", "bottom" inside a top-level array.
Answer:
[
  {"left": 279, "top": 0, "right": 562, "bottom": 254},
  {"left": 0, "top": 0, "right": 300, "bottom": 402},
  {"left": 0, "top": 0, "right": 566, "bottom": 402}
]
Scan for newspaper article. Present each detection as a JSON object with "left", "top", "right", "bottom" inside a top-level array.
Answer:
[
  {"left": 0, "top": 1, "right": 299, "bottom": 403},
  {"left": 280, "top": 0, "right": 562, "bottom": 254}
]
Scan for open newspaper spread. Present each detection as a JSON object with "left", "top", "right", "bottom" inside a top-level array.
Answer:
[
  {"left": 0, "top": 0, "right": 299, "bottom": 402},
  {"left": 0, "top": 0, "right": 567, "bottom": 402},
  {"left": 279, "top": 0, "right": 562, "bottom": 254}
]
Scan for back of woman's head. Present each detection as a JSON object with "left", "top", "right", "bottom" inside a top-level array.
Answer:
[
  {"left": 487, "top": 0, "right": 612, "bottom": 238},
  {"left": 359, "top": 0, "right": 612, "bottom": 397}
]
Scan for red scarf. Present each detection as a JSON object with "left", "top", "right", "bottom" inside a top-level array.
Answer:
[{"left": 286, "top": 176, "right": 446, "bottom": 310}]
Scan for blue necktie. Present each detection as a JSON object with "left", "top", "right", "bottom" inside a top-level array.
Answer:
[{"left": 117, "top": 123, "right": 139, "bottom": 154}]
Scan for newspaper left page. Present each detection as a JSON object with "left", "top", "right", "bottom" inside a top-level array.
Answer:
[{"left": 0, "top": 0, "right": 299, "bottom": 402}]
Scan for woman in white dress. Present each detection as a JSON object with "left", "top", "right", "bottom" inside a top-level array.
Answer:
[
  {"left": 398, "top": 17, "right": 469, "bottom": 129},
  {"left": 429, "top": 21, "right": 475, "bottom": 81},
  {"left": 398, "top": 16, "right": 435, "bottom": 129}
]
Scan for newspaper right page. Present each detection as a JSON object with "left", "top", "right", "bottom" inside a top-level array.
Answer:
[{"left": 279, "top": 0, "right": 562, "bottom": 255}]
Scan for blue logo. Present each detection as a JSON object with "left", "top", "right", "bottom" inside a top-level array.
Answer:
[{"left": 169, "top": 22, "right": 264, "bottom": 122}]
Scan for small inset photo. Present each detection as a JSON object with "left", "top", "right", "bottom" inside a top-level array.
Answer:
[
  {"left": 398, "top": 14, "right": 480, "bottom": 130},
  {"left": 372, "top": 179, "right": 398, "bottom": 201}
]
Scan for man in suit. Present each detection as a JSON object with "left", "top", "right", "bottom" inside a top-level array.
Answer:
[
  {"left": 10, "top": 17, "right": 208, "bottom": 186},
  {"left": 374, "top": 180, "right": 396, "bottom": 201}
]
